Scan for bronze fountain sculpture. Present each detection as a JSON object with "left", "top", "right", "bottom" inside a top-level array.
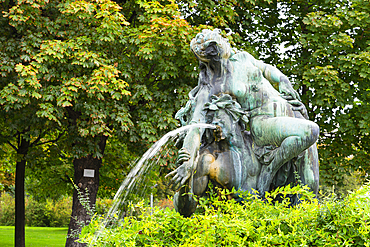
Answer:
[{"left": 167, "top": 29, "right": 319, "bottom": 217}]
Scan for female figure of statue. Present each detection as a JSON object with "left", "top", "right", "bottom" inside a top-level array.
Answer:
[{"left": 167, "top": 29, "right": 319, "bottom": 216}]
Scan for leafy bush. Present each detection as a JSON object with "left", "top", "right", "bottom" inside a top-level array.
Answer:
[
  {"left": 96, "top": 198, "right": 113, "bottom": 216},
  {"left": 0, "top": 194, "right": 71, "bottom": 227},
  {"left": 45, "top": 196, "right": 72, "bottom": 227},
  {"left": 80, "top": 184, "right": 370, "bottom": 247},
  {"left": 26, "top": 197, "right": 50, "bottom": 227},
  {"left": 155, "top": 198, "right": 174, "bottom": 210},
  {"left": 319, "top": 170, "right": 367, "bottom": 199},
  {"left": 0, "top": 193, "right": 15, "bottom": 226}
]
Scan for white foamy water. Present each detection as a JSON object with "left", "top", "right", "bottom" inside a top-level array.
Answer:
[{"left": 92, "top": 123, "right": 215, "bottom": 242}]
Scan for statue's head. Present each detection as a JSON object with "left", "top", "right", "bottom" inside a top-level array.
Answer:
[{"left": 190, "top": 29, "right": 232, "bottom": 63}]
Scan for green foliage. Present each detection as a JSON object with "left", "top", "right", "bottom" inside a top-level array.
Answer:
[
  {"left": 0, "top": 193, "right": 15, "bottom": 226},
  {"left": 25, "top": 141, "right": 74, "bottom": 201},
  {"left": 0, "top": 0, "right": 209, "bottom": 158},
  {"left": 319, "top": 170, "right": 367, "bottom": 199},
  {"left": 80, "top": 184, "right": 370, "bottom": 246},
  {"left": 45, "top": 196, "right": 72, "bottom": 227},
  {"left": 97, "top": 138, "right": 136, "bottom": 199},
  {"left": 95, "top": 198, "right": 113, "bottom": 216},
  {"left": 0, "top": 146, "right": 15, "bottom": 193},
  {"left": 25, "top": 198, "right": 51, "bottom": 227},
  {"left": 298, "top": 0, "right": 370, "bottom": 186},
  {"left": 0, "top": 194, "right": 71, "bottom": 227},
  {"left": 25, "top": 196, "right": 72, "bottom": 227}
]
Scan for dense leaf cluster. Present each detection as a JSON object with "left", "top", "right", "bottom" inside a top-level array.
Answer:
[
  {"left": 0, "top": 0, "right": 207, "bottom": 198},
  {"left": 80, "top": 184, "right": 370, "bottom": 246},
  {"left": 0, "top": 0, "right": 204, "bottom": 156},
  {"left": 298, "top": 0, "right": 370, "bottom": 186}
]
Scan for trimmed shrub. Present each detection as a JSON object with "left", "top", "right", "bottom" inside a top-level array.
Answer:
[{"left": 79, "top": 184, "right": 370, "bottom": 247}]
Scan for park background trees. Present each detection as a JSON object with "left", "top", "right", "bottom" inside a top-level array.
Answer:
[
  {"left": 1, "top": 0, "right": 205, "bottom": 246},
  {"left": 1, "top": 0, "right": 369, "bottom": 246}
]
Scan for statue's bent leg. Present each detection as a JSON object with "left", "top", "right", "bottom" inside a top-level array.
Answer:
[
  {"left": 173, "top": 153, "right": 215, "bottom": 217},
  {"left": 298, "top": 144, "right": 319, "bottom": 194},
  {"left": 251, "top": 116, "right": 319, "bottom": 194}
]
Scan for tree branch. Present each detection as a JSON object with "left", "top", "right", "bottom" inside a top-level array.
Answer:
[
  {"left": 128, "top": 11, "right": 137, "bottom": 25},
  {"left": 6, "top": 140, "right": 18, "bottom": 151},
  {"left": 29, "top": 128, "right": 51, "bottom": 148},
  {"left": 33, "top": 131, "right": 65, "bottom": 147},
  {"left": 17, "top": 131, "right": 21, "bottom": 150},
  {"left": 145, "top": 64, "right": 156, "bottom": 81}
]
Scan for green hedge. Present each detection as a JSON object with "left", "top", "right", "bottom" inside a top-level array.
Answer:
[
  {"left": 0, "top": 194, "right": 72, "bottom": 227},
  {"left": 0, "top": 194, "right": 114, "bottom": 227},
  {"left": 79, "top": 184, "right": 370, "bottom": 247}
]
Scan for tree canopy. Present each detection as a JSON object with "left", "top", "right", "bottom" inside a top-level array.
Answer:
[
  {"left": 1, "top": 0, "right": 369, "bottom": 245},
  {"left": 299, "top": 0, "right": 370, "bottom": 186},
  {"left": 0, "top": 0, "right": 209, "bottom": 245}
]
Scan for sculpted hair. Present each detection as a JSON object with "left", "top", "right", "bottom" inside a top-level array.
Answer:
[{"left": 190, "top": 29, "right": 232, "bottom": 62}]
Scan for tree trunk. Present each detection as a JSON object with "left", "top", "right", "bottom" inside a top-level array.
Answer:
[
  {"left": 65, "top": 136, "right": 108, "bottom": 247},
  {"left": 15, "top": 138, "right": 29, "bottom": 247}
]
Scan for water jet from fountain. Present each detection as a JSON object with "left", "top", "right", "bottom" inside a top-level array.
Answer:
[{"left": 92, "top": 123, "right": 216, "bottom": 242}]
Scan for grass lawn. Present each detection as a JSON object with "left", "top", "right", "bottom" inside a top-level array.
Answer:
[{"left": 0, "top": 226, "right": 68, "bottom": 247}]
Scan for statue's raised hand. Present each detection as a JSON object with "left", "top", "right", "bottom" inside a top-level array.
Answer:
[
  {"left": 166, "top": 147, "right": 193, "bottom": 190},
  {"left": 289, "top": 100, "right": 309, "bottom": 119},
  {"left": 279, "top": 76, "right": 301, "bottom": 101}
]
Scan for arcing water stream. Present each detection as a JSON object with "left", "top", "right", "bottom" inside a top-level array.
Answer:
[{"left": 93, "top": 123, "right": 216, "bottom": 242}]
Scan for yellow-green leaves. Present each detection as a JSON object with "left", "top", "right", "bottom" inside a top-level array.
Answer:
[
  {"left": 304, "top": 11, "right": 343, "bottom": 29},
  {"left": 296, "top": 0, "right": 370, "bottom": 187},
  {"left": 79, "top": 185, "right": 370, "bottom": 246}
]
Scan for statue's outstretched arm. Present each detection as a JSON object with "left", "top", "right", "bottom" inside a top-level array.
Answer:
[
  {"left": 166, "top": 87, "right": 209, "bottom": 190},
  {"left": 251, "top": 55, "right": 301, "bottom": 101}
]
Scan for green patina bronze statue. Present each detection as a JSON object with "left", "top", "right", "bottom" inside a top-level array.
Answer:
[{"left": 167, "top": 29, "right": 319, "bottom": 217}]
